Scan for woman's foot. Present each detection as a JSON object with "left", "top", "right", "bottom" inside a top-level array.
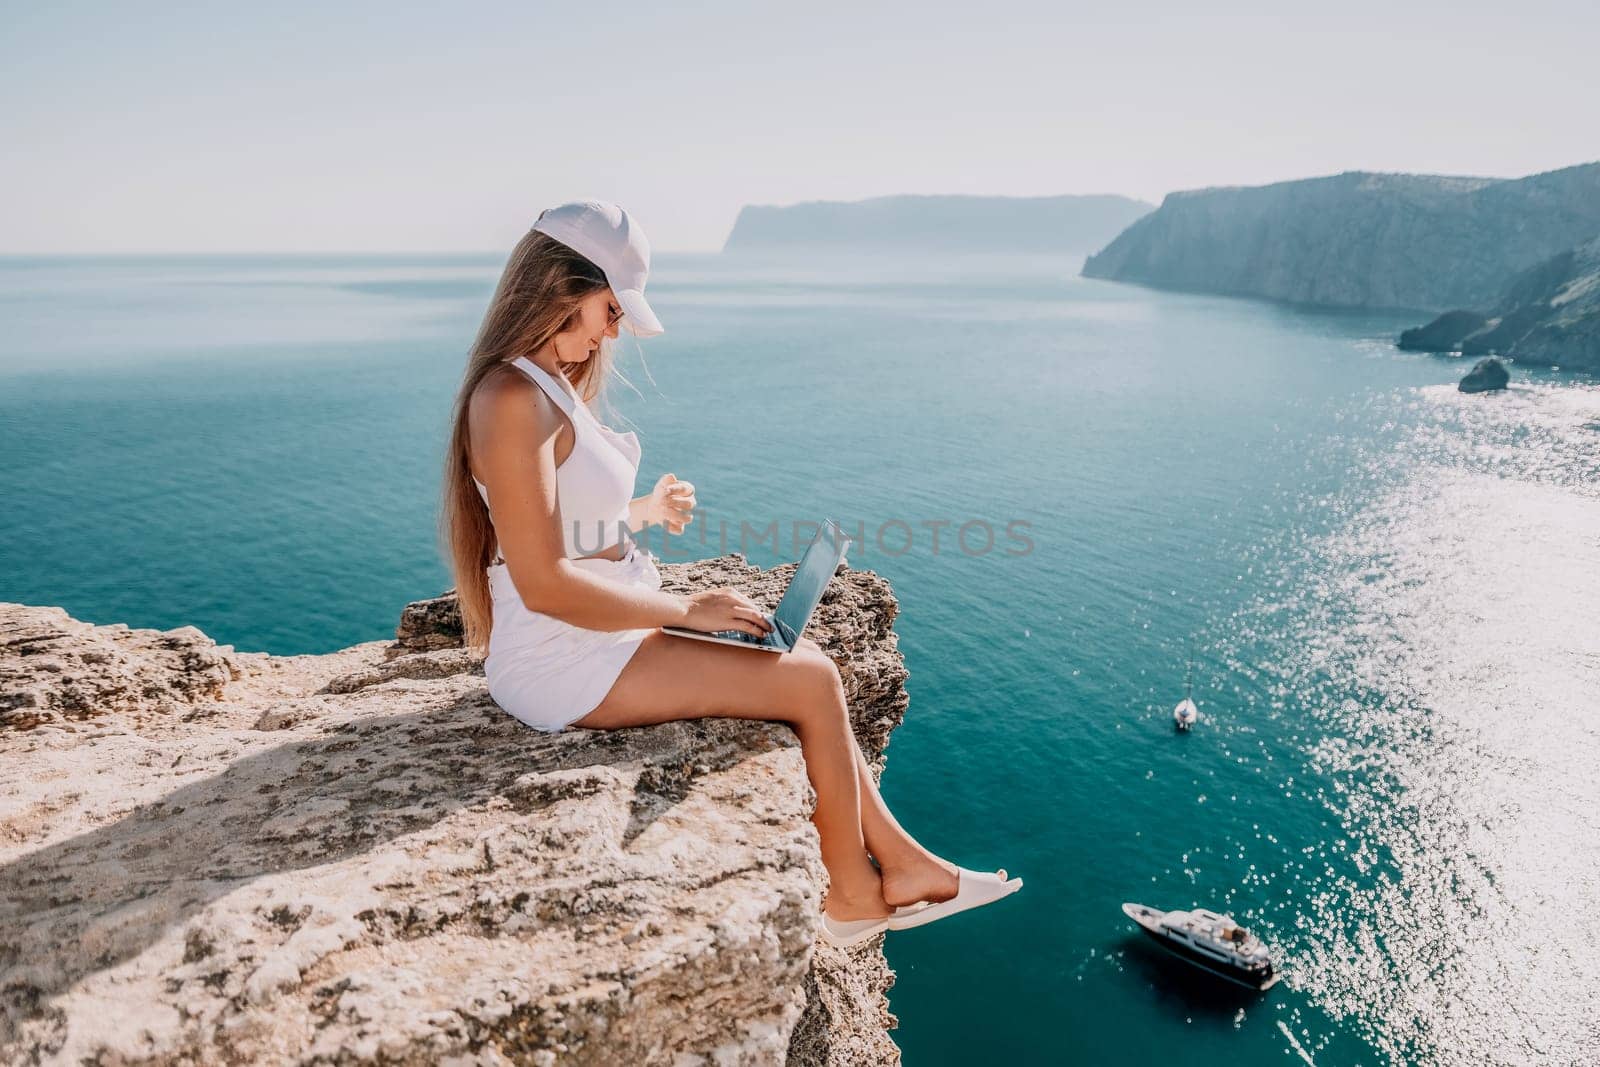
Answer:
[
  {"left": 819, "top": 863, "right": 896, "bottom": 921},
  {"left": 878, "top": 850, "right": 960, "bottom": 910}
]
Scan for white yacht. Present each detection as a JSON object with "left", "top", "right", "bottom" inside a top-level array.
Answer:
[{"left": 1121, "top": 903, "right": 1279, "bottom": 990}]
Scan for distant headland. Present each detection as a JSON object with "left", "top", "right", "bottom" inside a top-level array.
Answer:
[{"left": 722, "top": 192, "right": 1153, "bottom": 255}]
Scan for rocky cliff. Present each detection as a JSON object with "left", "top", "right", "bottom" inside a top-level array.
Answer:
[
  {"left": 723, "top": 192, "right": 1153, "bottom": 255},
  {"left": 1397, "top": 237, "right": 1600, "bottom": 374},
  {"left": 1082, "top": 162, "right": 1600, "bottom": 311},
  {"left": 1, "top": 554, "right": 910, "bottom": 1065}
]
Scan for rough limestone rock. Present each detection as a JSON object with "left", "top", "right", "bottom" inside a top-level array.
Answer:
[
  {"left": 1, "top": 605, "right": 244, "bottom": 733},
  {"left": 1458, "top": 357, "right": 1511, "bottom": 394},
  {"left": 0, "top": 554, "right": 909, "bottom": 1065}
]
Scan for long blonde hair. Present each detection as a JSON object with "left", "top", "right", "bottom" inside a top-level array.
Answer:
[{"left": 440, "top": 229, "right": 626, "bottom": 654}]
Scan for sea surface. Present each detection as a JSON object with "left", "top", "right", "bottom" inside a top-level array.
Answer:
[{"left": 3, "top": 251, "right": 1597, "bottom": 1065}]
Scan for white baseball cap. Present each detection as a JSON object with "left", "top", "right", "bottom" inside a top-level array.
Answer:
[{"left": 532, "top": 199, "right": 664, "bottom": 337}]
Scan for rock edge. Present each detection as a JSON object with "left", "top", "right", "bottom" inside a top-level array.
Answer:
[{"left": 1, "top": 553, "right": 910, "bottom": 1065}]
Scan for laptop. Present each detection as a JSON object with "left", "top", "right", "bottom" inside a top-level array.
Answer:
[{"left": 661, "top": 519, "right": 850, "bottom": 653}]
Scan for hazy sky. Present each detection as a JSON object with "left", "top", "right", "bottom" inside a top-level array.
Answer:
[{"left": 3, "top": 1, "right": 1595, "bottom": 253}]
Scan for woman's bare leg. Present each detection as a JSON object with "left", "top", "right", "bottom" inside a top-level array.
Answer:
[
  {"left": 849, "top": 739, "right": 960, "bottom": 907},
  {"left": 575, "top": 630, "right": 889, "bottom": 921},
  {"left": 781, "top": 639, "right": 973, "bottom": 909}
]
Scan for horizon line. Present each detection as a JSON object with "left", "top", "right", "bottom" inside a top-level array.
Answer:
[{"left": 0, "top": 247, "right": 729, "bottom": 259}]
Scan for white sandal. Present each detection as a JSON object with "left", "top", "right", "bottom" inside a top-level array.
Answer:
[
  {"left": 886, "top": 867, "right": 1022, "bottom": 931},
  {"left": 818, "top": 910, "right": 890, "bottom": 949}
]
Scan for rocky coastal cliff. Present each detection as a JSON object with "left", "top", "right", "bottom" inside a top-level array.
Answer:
[
  {"left": 1397, "top": 237, "right": 1600, "bottom": 374},
  {"left": 1, "top": 554, "right": 910, "bottom": 1065},
  {"left": 1082, "top": 162, "right": 1600, "bottom": 311}
]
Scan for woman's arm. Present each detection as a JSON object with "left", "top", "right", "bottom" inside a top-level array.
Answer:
[
  {"left": 626, "top": 494, "right": 651, "bottom": 534},
  {"left": 469, "top": 373, "right": 690, "bottom": 632}
]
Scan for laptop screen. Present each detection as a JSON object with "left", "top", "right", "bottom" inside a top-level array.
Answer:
[{"left": 773, "top": 521, "right": 848, "bottom": 641}]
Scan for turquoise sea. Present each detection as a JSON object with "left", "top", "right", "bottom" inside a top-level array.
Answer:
[{"left": 3, "top": 251, "right": 1597, "bottom": 1065}]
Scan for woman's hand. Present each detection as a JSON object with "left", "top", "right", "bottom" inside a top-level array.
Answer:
[
  {"left": 680, "top": 587, "right": 774, "bottom": 637},
  {"left": 646, "top": 472, "right": 696, "bottom": 534}
]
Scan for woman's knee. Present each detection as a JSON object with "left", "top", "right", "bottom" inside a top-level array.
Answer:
[{"left": 783, "top": 645, "right": 847, "bottom": 724}]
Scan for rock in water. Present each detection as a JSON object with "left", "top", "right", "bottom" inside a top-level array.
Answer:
[
  {"left": 1398, "top": 310, "right": 1491, "bottom": 352},
  {"left": 1459, "top": 357, "right": 1511, "bottom": 393},
  {"left": 0, "top": 553, "right": 911, "bottom": 1065}
]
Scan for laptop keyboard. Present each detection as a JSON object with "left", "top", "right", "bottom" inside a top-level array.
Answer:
[{"left": 714, "top": 628, "right": 768, "bottom": 644}]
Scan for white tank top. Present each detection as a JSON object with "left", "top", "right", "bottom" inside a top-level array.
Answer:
[{"left": 472, "top": 355, "right": 642, "bottom": 560}]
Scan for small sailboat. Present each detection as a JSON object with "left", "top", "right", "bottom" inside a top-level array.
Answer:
[{"left": 1173, "top": 647, "right": 1198, "bottom": 731}]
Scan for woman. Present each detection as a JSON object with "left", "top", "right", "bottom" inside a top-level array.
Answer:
[{"left": 440, "top": 200, "right": 1021, "bottom": 947}]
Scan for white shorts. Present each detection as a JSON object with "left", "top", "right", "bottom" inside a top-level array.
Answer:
[{"left": 483, "top": 538, "right": 663, "bottom": 733}]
